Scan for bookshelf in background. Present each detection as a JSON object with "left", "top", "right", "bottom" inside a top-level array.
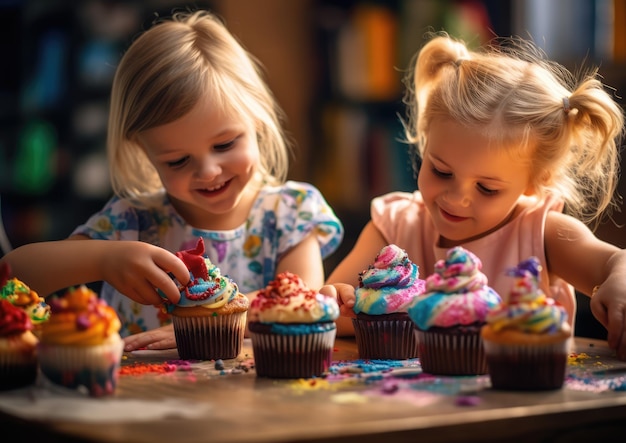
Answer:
[
  {"left": 312, "top": 0, "right": 502, "bottom": 271},
  {"left": 0, "top": 0, "right": 215, "bottom": 251},
  {"left": 312, "top": 0, "right": 623, "bottom": 342}
]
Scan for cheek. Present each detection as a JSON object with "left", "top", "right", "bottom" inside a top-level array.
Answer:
[
  {"left": 417, "top": 170, "right": 437, "bottom": 202},
  {"left": 475, "top": 197, "right": 516, "bottom": 224},
  {"left": 238, "top": 143, "right": 261, "bottom": 169},
  {"left": 156, "top": 168, "right": 185, "bottom": 191}
]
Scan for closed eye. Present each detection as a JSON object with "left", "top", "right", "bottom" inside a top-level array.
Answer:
[
  {"left": 214, "top": 137, "right": 238, "bottom": 152},
  {"left": 431, "top": 167, "right": 452, "bottom": 178},
  {"left": 166, "top": 156, "right": 190, "bottom": 169},
  {"left": 477, "top": 183, "right": 498, "bottom": 196}
]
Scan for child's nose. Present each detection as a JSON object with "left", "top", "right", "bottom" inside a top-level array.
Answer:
[
  {"left": 196, "top": 155, "right": 221, "bottom": 179},
  {"left": 444, "top": 184, "right": 471, "bottom": 207}
]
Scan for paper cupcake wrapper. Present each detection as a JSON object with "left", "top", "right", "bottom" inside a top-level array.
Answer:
[
  {"left": 0, "top": 349, "right": 38, "bottom": 391},
  {"left": 249, "top": 328, "right": 336, "bottom": 378},
  {"left": 352, "top": 318, "right": 418, "bottom": 359},
  {"left": 415, "top": 329, "right": 487, "bottom": 375},
  {"left": 483, "top": 337, "right": 571, "bottom": 390},
  {"left": 38, "top": 335, "right": 124, "bottom": 397},
  {"left": 172, "top": 311, "right": 247, "bottom": 360}
]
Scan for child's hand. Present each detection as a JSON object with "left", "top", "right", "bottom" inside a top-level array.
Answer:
[
  {"left": 320, "top": 283, "right": 356, "bottom": 318},
  {"left": 123, "top": 324, "right": 176, "bottom": 351},
  {"left": 100, "top": 241, "right": 189, "bottom": 307},
  {"left": 590, "top": 277, "right": 626, "bottom": 361}
]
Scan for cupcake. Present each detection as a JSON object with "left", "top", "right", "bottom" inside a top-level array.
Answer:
[
  {"left": 164, "top": 238, "right": 249, "bottom": 360},
  {"left": 38, "top": 285, "right": 124, "bottom": 397},
  {"left": 0, "top": 299, "right": 39, "bottom": 390},
  {"left": 352, "top": 244, "right": 425, "bottom": 359},
  {"left": 248, "top": 272, "right": 339, "bottom": 378},
  {"left": 481, "top": 257, "right": 572, "bottom": 390},
  {"left": 0, "top": 263, "right": 50, "bottom": 337},
  {"left": 408, "top": 246, "right": 501, "bottom": 375}
]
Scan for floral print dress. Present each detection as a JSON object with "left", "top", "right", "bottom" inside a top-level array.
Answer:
[{"left": 72, "top": 181, "right": 344, "bottom": 337}]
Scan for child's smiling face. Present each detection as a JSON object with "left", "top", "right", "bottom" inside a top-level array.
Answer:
[
  {"left": 418, "top": 118, "right": 534, "bottom": 247},
  {"left": 137, "top": 94, "right": 261, "bottom": 229}
]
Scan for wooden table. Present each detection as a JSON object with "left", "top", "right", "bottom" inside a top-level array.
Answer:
[{"left": 1, "top": 337, "right": 626, "bottom": 443}]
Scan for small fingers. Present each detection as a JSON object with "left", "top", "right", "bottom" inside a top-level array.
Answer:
[
  {"left": 608, "top": 308, "right": 626, "bottom": 361},
  {"left": 319, "top": 285, "right": 337, "bottom": 299},
  {"left": 149, "top": 274, "right": 181, "bottom": 305},
  {"left": 339, "top": 304, "right": 356, "bottom": 319},
  {"left": 124, "top": 325, "right": 176, "bottom": 352},
  {"left": 596, "top": 297, "right": 626, "bottom": 360}
]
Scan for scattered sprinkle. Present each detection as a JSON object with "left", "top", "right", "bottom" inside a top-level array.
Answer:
[
  {"left": 120, "top": 362, "right": 179, "bottom": 375},
  {"left": 456, "top": 395, "right": 481, "bottom": 406}
]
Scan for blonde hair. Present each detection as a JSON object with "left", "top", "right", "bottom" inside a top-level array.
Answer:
[
  {"left": 108, "top": 10, "right": 291, "bottom": 207},
  {"left": 403, "top": 32, "right": 624, "bottom": 227}
]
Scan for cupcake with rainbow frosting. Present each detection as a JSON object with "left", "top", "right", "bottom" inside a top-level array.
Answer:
[
  {"left": 0, "top": 263, "right": 50, "bottom": 337},
  {"left": 481, "top": 256, "right": 572, "bottom": 390},
  {"left": 164, "top": 238, "right": 249, "bottom": 360},
  {"left": 352, "top": 244, "right": 425, "bottom": 359},
  {"left": 0, "top": 299, "right": 39, "bottom": 390},
  {"left": 408, "top": 246, "right": 501, "bottom": 375}
]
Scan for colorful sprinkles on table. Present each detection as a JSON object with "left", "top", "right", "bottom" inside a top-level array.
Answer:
[{"left": 118, "top": 342, "right": 626, "bottom": 401}]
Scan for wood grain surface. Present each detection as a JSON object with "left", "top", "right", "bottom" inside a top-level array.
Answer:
[{"left": 2, "top": 337, "right": 626, "bottom": 443}]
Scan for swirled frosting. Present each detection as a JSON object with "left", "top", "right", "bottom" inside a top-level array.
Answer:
[
  {"left": 0, "top": 278, "right": 51, "bottom": 325},
  {"left": 0, "top": 299, "right": 33, "bottom": 337},
  {"left": 354, "top": 244, "right": 425, "bottom": 315},
  {"left": 249, "top": 272, "right": 339, "bottom": 323},
  {"left": 164, "top": 238, "right": 240, "bottom": 313},
  {"left": 485, "top": 257, "right": 569, "bottom": 334},
  {"left": 41, "top": 285, "right": 121, "bottom": 346},
  {"left": 408, "top": 246, "right": 501, "bottom": 329}
]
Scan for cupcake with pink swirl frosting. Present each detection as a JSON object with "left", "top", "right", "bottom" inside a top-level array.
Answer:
[
  {"left": 352, "top": 244, "right": 425, "bottom": 359},
  {"left": 408, "top": 246, "right": 501, "bottom": 375},
  {"left": 481, "top": 256, "right": 572, "bottom": 390}
]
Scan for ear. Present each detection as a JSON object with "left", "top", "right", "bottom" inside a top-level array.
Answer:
[
  {"left": 523, "top": 181, "right": 536, "bottom": 196},
  {"left": 524, "top": 169, "right": 551, "bottom": 196}
]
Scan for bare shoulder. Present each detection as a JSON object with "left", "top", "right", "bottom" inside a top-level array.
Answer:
[
  {"left": 545, "top": 211, "right": 619, "bottom": 270},
  {"left": 544, "top": 211, "right": 596, "bottom": 243}
]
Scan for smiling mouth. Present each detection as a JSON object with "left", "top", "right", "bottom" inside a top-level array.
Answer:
[
  {"left": 440, "top": 207, "right": 468, "bottom": 222},
  {"left": 198, "top": 180, "right": 230, "bottom": 194}
]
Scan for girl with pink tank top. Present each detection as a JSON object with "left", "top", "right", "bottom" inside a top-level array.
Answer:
[{"left": 322, "top": 32, "right": 626, "bottom": 361}]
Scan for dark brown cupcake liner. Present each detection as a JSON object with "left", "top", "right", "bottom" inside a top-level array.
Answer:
[
  {"left": 249, "top": 328, "right": 336, "bottom": 378},
  {"left": 483, "top": 338, "right": 571, "bottom": 390},
  {"left": 0, "top": 358, "right": 37, "bottom": 390},
  {"left": 415, "top": 328, "right": 487, "bottom": 375},
  {"left": 352, "top": 318, "right": 418, "bottom": 359},
  {"left": 173, "top": 311, "right": 247, "bottom": 360}
]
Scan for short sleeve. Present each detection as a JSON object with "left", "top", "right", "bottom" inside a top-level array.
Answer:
[
  {"left": 72, "top": 197, "right": 149, "bottom": 240},
  {"left": 270, "top": 181, "right": 344, "bottom": 259}
]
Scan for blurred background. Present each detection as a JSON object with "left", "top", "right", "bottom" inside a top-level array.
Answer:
[{"left": 1, "top": 0, "right": 624, "bottom": 338}]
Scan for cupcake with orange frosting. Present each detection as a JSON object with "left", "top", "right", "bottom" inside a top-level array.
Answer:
[
  {"left": 481, "top": 257, "right": 572, "bottom": 390},
  {"left": 38, "top": 285, "right": 123, "bottom": 396},
  {"left": 408, "top": 246, "right": 501, "bottom": 375},
  {"left": 248, "top": 272, "right": 339, "bottom": 378},
  {"left": 352, "top": 244, "right": 425, "bottom": 359},
  {"left": 0, "top": 299, "right": 39, "bottom": 390},
  {"left": 164, "top": 238, "right": 249, "bottom": 360}
]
